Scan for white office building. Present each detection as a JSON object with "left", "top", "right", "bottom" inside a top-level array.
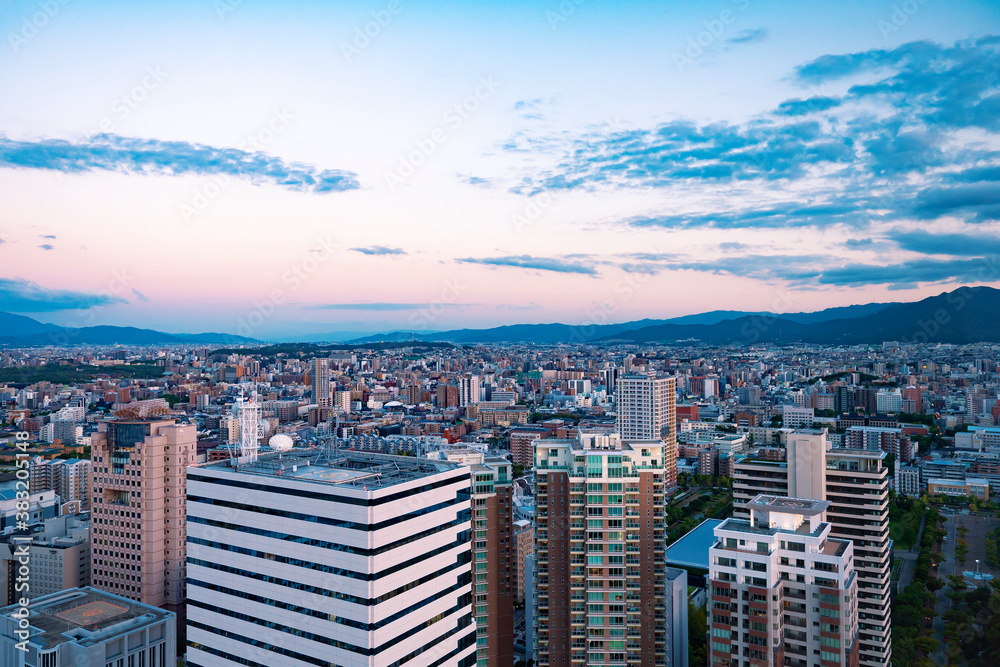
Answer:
[{"left": 186, "top": 450, "right": 476, "bottom": 667}]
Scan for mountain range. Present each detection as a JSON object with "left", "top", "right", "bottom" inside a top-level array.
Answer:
[
  {"left": 1, "top": 286, "right": 997, "bottom": 346},
  {"left": 348, "top": 286, "right": 1000, "bottom": 346},
  {"left": 0, "top": 312, "right": 258, "bottom": 346}
]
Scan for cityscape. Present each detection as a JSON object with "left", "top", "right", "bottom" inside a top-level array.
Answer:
[{"left": 2, "top": 1, "right": 1000, "bottom": 667}]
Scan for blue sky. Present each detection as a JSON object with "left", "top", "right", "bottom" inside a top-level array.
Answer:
[{"left": 1, "top": 0, "right": 999, "bottom": 339}]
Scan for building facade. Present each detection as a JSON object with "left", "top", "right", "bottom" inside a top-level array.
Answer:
[
  {"left": 732, "top": 431, "right": 891, "bottom": 666},
  {"left": 615, "top": 375, "right": 677, "bottom": 489},
  {"left": 90, "top": 418, "right": 196, "bottom": 612},
  {"left": 533, "top": 432, "right": 672, "bottom": 667},
  {"left": 186, "top": 451, "right": 476, "bottom": 667},
  {"left": 708, "top": 496, "right": 860, "bottom": 667}
]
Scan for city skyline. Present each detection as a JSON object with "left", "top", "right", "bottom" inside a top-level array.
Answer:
[{"left": 2, "top": 1, "right": 1000, "bottom": 339}]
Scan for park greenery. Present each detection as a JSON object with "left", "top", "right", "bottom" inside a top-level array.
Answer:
[
  {"left": 888, "top": 493, "right": 926, "bottom": 551},
  {"left": 0, "top": 363, "right": 165, "bottom": 385},
  {"left": 891, "top": 504, "right": 944, "bottom": 666}
]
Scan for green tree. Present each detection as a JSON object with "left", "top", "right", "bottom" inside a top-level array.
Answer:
[{"left": 688, "top": 602, "right": 707, "bottom": 666}]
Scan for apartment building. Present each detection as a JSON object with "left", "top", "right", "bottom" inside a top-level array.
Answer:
[
  {"left": 708, "top": 495, "right": 859, "bottom": 667},
  {"left": 732, "top": 431, "right": 891, "bottom": 666},
  {"left": 616, "top": 375, "right": 677, "bottom": 489},
  {"left": 533, "top": 432, "right": 674, "bottom": 667}
]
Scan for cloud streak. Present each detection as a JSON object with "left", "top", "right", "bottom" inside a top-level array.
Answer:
[
  {"left": 349, "top": 245, "right": 408, "bottom": 256},
  {"left": 0, "top": 134, "right": 361, "bottom": 193},
  {"left": 456, "top": 255, "right": 597, "bottom": 275},
  {"left": 0, "top": 278, "right": 126, "bottom": 312}
]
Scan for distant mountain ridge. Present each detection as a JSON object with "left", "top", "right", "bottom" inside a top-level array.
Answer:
[
  {"left": 350, "top": 287, "right": 1000, "bottom": 345},
  {"left": 2, "top": 286, "right": 997, "bottom": 346},
  {"left": 0, "top": 314, "right": 259, "bottom": 346}
]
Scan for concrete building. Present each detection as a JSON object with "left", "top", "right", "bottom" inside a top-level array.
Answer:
[
  {"left": 895, "top": 462, "right": 921, "bottom": 497},
  {"left": 0, "top": 587, "right": 175, "bottom": 667},
  {"left": 510, "top": 427, "right": 550, "bottom": 468},
  {"left": 616, "top": 375, "right": 678, "bottom": 489},
  {"left": 0, "top": 514, "right": 90, "bottom": 606},
  {"left": 664, "top": 567, "right": 688, "bottom": 667},
  {"left": 782, "top": 405, "right": 815, "bottom": 429},
  {"left": 0, "top": 487, "right": 58, "bottom": 531},
  {"left": 733, "top": 431, "right": 891, "bottom": 666},
  {"left": 90, "top": 418, "right": 196, "bottom": 613},
  {"left": 533, "top": 431, "right": 674, "bottom": 667},
  {"left": 513, "top": 519, "right": 534, "bottom": 604},
  {"left": 708, "top": 495, "right": 859, "bottom": 667},
  {"left": 927, "top": 477, "right": 990, "bottom": 500},
  {"left": 186, "top": 450, "right": 476, "bottom": 667}
]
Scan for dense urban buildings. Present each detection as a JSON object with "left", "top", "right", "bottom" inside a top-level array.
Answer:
[{"left": 1, "top": 336, "right": 999, "bottom": 666}]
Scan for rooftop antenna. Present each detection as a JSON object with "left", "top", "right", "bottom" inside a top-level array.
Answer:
[
  {"left": 315, "top": 413, "right": 341, "bottom": 466},
  {"left": 228, "top": 383, "right": 265, "bottom": 466}
]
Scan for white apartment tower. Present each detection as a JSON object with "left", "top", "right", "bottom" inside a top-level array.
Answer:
[
  {"left": 616, "top": 375, "right": 677, "bottom": 489},
  {"left": 709, "top": 495, "right": 860, "bottom": 667},
  {"left": 186, "top": 451, "right": 476, "bottom": 667},
  {"left": 733, "top": 430, "right": 892, "bottom": 666}
]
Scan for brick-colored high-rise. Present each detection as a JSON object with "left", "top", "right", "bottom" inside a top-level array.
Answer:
[{"left": 534, "top": 432, "right": 672, "bottom": 667}]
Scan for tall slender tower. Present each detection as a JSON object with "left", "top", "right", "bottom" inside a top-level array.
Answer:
[
  {"left": 312, "top": 357, "right": 331, "bottom": 407},
  {"left": 616, "top": 375, "right": 677, "bottom": 490}
]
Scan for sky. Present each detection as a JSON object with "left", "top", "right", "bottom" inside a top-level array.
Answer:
[{"left": 1, "top": 0, "right": 999, "bottom": 340}]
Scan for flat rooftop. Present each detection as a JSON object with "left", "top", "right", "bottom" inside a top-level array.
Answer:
[
  {"left": 1, "top": 587, "right": 172, "bottom": 650},
  {"left": 748, "top": 495, "right": 830, "bottom": 515},
  {"left": 664, "top": 518, "right": 723, "bottom": 570},
  {"left": 200, "top": 449, "right": 463, "bottom": 489}
]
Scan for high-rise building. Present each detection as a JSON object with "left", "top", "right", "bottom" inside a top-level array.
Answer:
[
  {"left": 312, "top": 357, "right": 331, "bottom": 407},
  {"left": 664, "top": 567, "right": 689, "bottom": 667},
  {"left": 186, "top": 450, "right": 476, "bottom": 667},
  {"left": 708, "top": 495, "right": 860, "bottom": 667},
  {"left": 28, "top": 456, "right": 92, "bottom": 509},
  {"left": 513, "top": 519, "right": 534, "bottom": 605},
  {"left": 461, "top": 375, "right": 482, "bottom": 407},
  {"left": 533, "top": 432, "right": 673, "bottom": 667},
  {"left": 616, "top": 375, "right": 677, "bottom": 489},
  {"left": 732, "top": 431, "right": 891, "bottom": 666},
  {"left": 470, "top": 456, "right": 514, "bottom": 667},
  {"left": 90, "top": 418, "right": 196, "bottom": 614}
]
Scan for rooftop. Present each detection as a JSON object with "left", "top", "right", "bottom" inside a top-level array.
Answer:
[
  {"left": 199, "top": 449, "right": 463, "bottom": 489},
  {"left": 664, "top": 518, "right": 723, "bottom": 570},
  {"left": 748, "top": 495, "right": 830, "bottom": 516},
  {"left": 1, "top": 587, "right": 172, "bottom": 650}
]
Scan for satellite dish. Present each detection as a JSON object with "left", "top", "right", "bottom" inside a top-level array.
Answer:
[{"left": 269, "top": 434, "right": 294, "bottom": 452}]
